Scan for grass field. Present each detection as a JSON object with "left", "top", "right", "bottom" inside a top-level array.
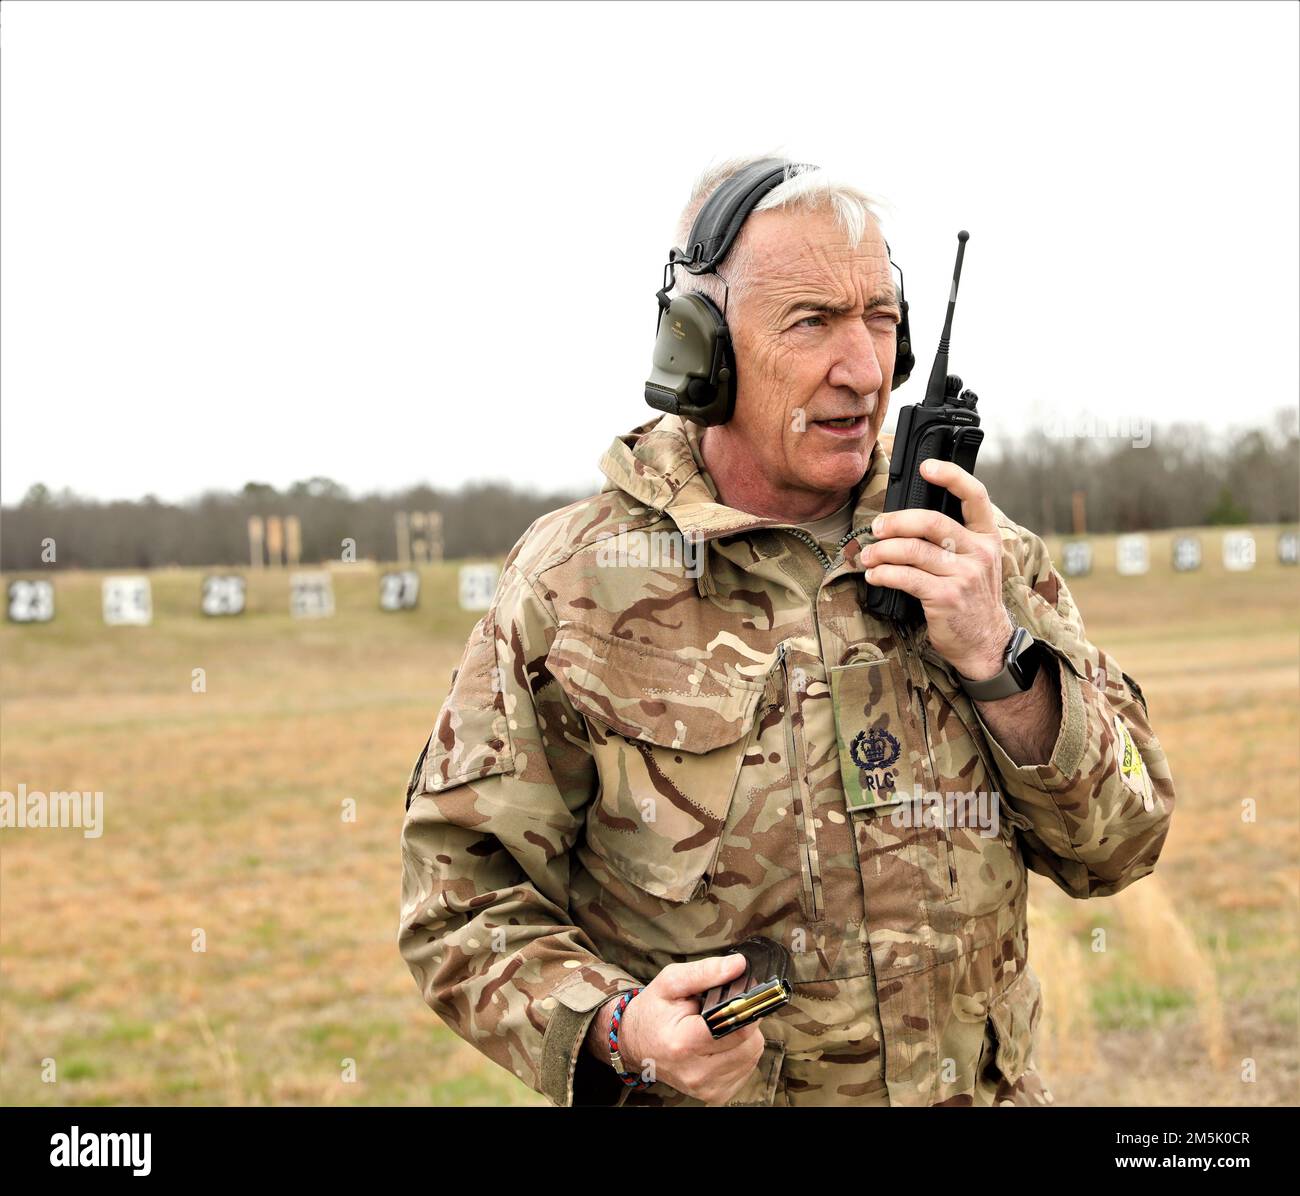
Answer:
[{"left": 1, "top": 526, "right": 1297, "bottom": 1107}]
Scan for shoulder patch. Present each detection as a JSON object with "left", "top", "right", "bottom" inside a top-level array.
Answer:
[{"left": 1113, "top": 712, "right": 1153, "bottom": 811}]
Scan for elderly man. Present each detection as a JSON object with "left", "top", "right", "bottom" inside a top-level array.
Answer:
[{"left": 398, "top": 156, "right": 1176, "bottom": 1107}]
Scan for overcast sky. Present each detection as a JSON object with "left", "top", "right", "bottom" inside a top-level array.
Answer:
[{"left": 1, "top": 0, "right": 1296, "bottom": 504}]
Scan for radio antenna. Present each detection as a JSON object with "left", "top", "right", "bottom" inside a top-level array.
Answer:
[{"left": 923, "top": 230, "right": 969, "bottom": 407}]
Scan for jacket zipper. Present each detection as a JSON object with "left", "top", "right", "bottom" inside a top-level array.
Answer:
[
  {"left": 837, "top": 525, "right": 878, "bottom": 557},
  {"left": 781, "top": 523, "right": 878, "bottom": 571},
  {"left": 778, "top": 640, "right": 822, "bottom": 923}
]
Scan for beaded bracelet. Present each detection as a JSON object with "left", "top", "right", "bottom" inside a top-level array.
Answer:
[{"left": 607, "top": 987, "right": 652, "bottom": 1088}]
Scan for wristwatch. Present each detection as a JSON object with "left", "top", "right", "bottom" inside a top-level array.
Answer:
[{"left": 955, "top": 625, "right": 1044, "bottom": 701}]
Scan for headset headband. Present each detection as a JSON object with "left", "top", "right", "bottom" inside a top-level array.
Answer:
[{"left": 670, "top": 158, "right": 818, "bottom": 276}]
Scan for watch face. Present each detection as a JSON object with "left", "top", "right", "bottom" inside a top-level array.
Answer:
[{"left": 1009, "top": 631, "right": 1041, "bottom": 690}]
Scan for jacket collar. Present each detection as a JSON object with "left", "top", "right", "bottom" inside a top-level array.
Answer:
[{"left": 598, "top": 412, "right": 893, "bottom": 596}]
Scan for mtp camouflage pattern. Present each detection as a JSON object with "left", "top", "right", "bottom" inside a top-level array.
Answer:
[{"left": 398, "top": 413, "right": 1176, "bottom": 1106}]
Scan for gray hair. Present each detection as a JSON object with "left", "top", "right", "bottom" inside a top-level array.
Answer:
[{"left": 669, "top": 151, "right": 888, "bottom": 316}]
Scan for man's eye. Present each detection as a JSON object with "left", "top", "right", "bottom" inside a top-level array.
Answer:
[{"left": 793, "top": 315, "right": 825, "bottom": 328}]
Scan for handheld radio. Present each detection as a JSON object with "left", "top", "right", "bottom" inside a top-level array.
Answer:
[{"left": 864, "top": 231, "right": 984, "bottom": 626}]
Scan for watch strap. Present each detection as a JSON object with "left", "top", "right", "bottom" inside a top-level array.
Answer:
[{"left": 956, "top": 626, "right": 1037, "bottom": 701}]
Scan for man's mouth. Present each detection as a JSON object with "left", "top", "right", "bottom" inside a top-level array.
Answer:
[
  {"left": 812, "top": 415, "right": 869, "bottom": 437},
  {"left": 810, "top": 392, "right": 878, "bottom": 436}
]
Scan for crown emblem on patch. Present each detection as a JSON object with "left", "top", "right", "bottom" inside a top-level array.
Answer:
[{"left": 850, "top": 725, "right": 901, "bottom": 771}]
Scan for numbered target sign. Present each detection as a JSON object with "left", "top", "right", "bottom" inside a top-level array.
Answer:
[
  {"left": 1061, "top": 540, "right": 1092, "bottom": 578},
  {"left": 1279, "top": 531, "right": 1298, "bottom": 566},
  {"left": 290, "top": 572, "right": 335, "bottom": 618},
  {"left": 1222, "top": 531, "right": 1256, "bottom": 572},
  {"left": 103, "top": 575, "right": 153, "bottom": 625},
  {"left": 7, "top": 579, "right": 55, "bottom": 623},
  {"left": 458, "top": 564, "right": 499, "bottom": 611},
  {"left": 1172, "top": 536, "right": 1202, "bottom": 572},
  {"left": 379, "top": 570, "right": 420, "bottom": 612},
  {"left": 1116, "top": 535, "right": 1150, "bottom": 576},
  {"left": 201, "top": 575, "right": 246, "bottom": 616}
]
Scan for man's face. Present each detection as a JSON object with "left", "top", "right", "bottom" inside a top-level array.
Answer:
[{"left": 721, "top": 206, "right": 900, "bottom": 500}]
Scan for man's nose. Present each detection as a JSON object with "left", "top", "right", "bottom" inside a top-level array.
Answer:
[{"left": 826, "top": 319, "right": 885, "bottom": 397}]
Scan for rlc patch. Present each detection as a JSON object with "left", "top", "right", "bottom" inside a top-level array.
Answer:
[{"left": 829, "top": 658, "right": 919, "bottom": 814}]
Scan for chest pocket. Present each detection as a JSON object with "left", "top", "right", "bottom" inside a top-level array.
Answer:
[{"left": 546, "top": 621, "right": 765, "bottom": 904}]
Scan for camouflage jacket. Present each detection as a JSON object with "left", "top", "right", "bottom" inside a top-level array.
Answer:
[{"left": 398, "top": 412, "right": 1176, "bottom": 1106}]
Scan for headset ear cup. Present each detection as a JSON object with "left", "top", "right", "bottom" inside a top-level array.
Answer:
[
  {"left": 687, "top": 377, "right": 716, "bottom": 406},
  {"left": 688, "top": 295, "right": 736, "bottom": 425},
  {"left": 892, "top": 298, "right": 915, "bottom": 389},
  {"left": 708, "top": 305, "right": 737, "bottom": 425},
  {"left": 644, "top": 292, "right": 736, "bottom": 426}
]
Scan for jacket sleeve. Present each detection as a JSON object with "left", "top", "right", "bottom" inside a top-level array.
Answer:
[
  {"left": 970, "top": 515, "right": 1177, "bottom": 899},
  {"left": 398, "top": 560, "right": 641, "bottom": 1105}
]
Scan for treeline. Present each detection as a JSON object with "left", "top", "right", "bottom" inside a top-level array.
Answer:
[
  {"left": 2, "top": 413, "right": 1295, "bottom": 571},
  {"left": 0, "top": 478, "right": 584, "bottom": 571},
  {"left": 978, "top": 411, "right": 1297, "bottom": 535}
]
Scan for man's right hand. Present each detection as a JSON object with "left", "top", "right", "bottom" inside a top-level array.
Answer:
[{"left": 589, "top": 953, "right": 768, "bottom": 1105}]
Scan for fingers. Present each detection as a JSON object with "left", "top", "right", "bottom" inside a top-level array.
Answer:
[
  {"left": 867, "top": 462, "right": 1002, "bottom": 579},
  {"left": 871, "top": 506, "right": 972, "bottom": 553},
  {"left": 864, "top": 534, "right": 960, "bottom": 576},
  {"left": 655, "top": 952, "right": 747, "bottom": 1002},
  {"left": 861, "top": 562, "right": 939, "bottom": 603},
  {"left": 917, "top": 458, "right": 999, "bottom": 535}
]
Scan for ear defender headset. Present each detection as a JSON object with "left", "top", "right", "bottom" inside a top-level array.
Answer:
[{"left": 644, "top": 157, "right": 916, "bottom": 426}]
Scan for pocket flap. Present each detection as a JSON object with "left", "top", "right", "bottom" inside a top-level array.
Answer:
[
  {"left": 988, "top": 965, "right": 1044, "bottom": 1083},
  {"left": 546, "top": 621, "right": 764, "bottom": 753}
]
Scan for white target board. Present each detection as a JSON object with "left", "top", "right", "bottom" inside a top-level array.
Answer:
[
  {"left": 202, "top": 575, "right": 247, "bottom": 616},
  {"left": 1115, "top": 535, "right": 1150, "bottom": 576},
  {"left": 458, "top": 564, "right": 499, "bottom": 611},
  {"left": 1061, "top": 540, "right": 1092, "bottom": 578},
  {"left": 103, "top": 575, "right": 153, "bottom": 625},
  {"left": 1279, "top": 531, "right": 1298, "bottom": 566},
  {"left": 290, "top": 572, "right": 335, "bottom": 618},
  {"left": 1172, "top": 536, "right": 1202, "bottom": 572},
  {"left": 379, "top": 570, "right": 420, "bottom": 612},
  {"left": 1222, "top": 532, "right": 1256, "bottom": 572},
  {"left": 7, "top": 579, "right": 55, "bottom": 623}
]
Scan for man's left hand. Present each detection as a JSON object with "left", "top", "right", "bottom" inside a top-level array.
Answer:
[{"left": 860, "top": 457, "right": 1012, "bottom": 680}]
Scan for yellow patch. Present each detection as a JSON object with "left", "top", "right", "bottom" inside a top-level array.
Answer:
[{"left": 1113, "top": 713, "right": 1153, "bottom": 811}]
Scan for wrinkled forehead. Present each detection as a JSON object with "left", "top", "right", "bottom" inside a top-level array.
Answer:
[{"left": 743, "top": 208, "right": 895, "bottom": 303}]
